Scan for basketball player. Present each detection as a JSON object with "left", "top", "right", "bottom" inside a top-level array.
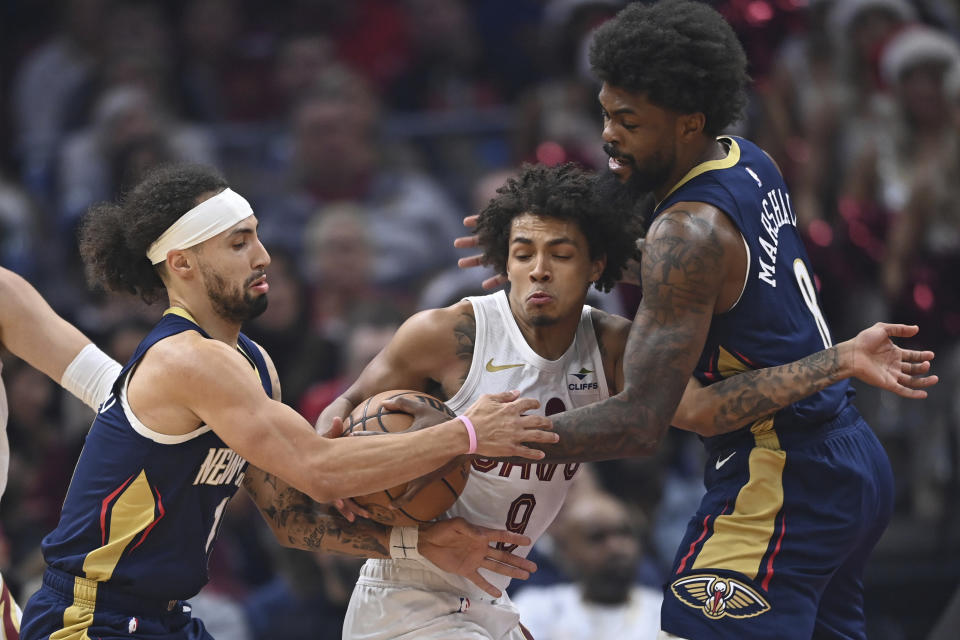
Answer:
[
  {"left": 0, "top": 267, "right": 541, "bottom": 638},
  {"left": 16, "top": 164, "right": 558, "bottom": 640},
  {"left": 454, "top": 2, "right": 919, "bottom": 636},
  {"left": 319, "top": 163, "right": 935, "bottom": 639}
]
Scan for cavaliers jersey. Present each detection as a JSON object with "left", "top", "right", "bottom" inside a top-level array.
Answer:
[
  {"left": 39, "top": 309, "right": 271, "bottom": 602},
  {"left": 423, "top": 290, "right": 610, "bottom": 596},
  {"left": 654, "top": 136, "right": 852, "bottom": 449},
  {"left": 0, "top": 358, "right": 7, "bottom": 443}
]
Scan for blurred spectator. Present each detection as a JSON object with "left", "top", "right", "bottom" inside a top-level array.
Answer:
[
  {"left": 513, "top": 0, "right": 622, "bottom": 171},
  {"left": 298, "top": 302, "right": 406, "bottom": 426},
  {"left": 0, "top": 361, "right": 78, "bottom": 575},
  {"left": 244, "top": 546, "right": 364, "bottom": 640},
  {"left": 257, "top": 66, "right": 463, "bottom": 291},
  {"left": 301, "top": 202, "right": 406, "bottom": 342},
  {"left": 873, "top": 27, "right": 960, "bottom": 347},
  {"left": 177, "top": 0, "right": 277, "bottom": 123},
  {"left": 513, "top": 491, "right": 662, "bottom": 639},
  {"left": 11, "top": 0, "right": 108, "bottom": 199},
  {"left": 0, "top": 175, "right": 41, "bottom": 278},
  {"left": 273, "top": 33, "right": 338, "bottom": 119},
  {"left": 387, "top": 0, "right": 500, "bottom": 112},
  {"left": 57, "top": 84, "right": 215, "bottom": 229}
]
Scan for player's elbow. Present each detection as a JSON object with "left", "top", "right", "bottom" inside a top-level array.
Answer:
[{"left": 671, "top": 403, "right": 717, "bottom": 437}]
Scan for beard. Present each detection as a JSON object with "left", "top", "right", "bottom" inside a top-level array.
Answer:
[
  {"left": 203, "top": 268, "right": 269, "bottom": 324},
  {"left": 594, "top": 170, "right": 657, "bottom": 231},
  {"left": 601, "top": 142, "right": 676, "bottom": 196}
]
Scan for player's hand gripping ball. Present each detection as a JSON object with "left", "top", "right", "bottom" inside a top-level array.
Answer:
[{"left": 344, "top": 390, "right": 471, "bottom": 526}]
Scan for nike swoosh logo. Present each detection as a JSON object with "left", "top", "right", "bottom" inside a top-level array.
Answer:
[
  {"left": 485, "top": 358, "right": 524, "bottom": 372},
  {"left": 715, "top": 452, "right": 736, "bottom": 470}
]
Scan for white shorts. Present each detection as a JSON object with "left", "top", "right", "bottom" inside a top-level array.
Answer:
[{"left": 342, "top": 559, "right": 529, "bottom": 640}]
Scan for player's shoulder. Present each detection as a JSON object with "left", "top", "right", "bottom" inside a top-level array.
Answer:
[
  {"left": 590, "top": 308, "right": 630, "bottom": 360},
  {"left": 589, "top": 307, "right": 630, "bottom": 337},
  {"left": 141, "top": 331, "right": 239, "bottom": 381},
  {"left": 652, "top": 200, "right": 738, "bottom": 242},
  {"left": 403, "top": 300, "right": 475, "bottom": 336}
]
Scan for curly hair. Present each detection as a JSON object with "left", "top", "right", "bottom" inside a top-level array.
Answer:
[
  {"left": 78, "top": 163, "right": 229, "bottom": 303},
  {"left": 476, "top": 163, "right": 641, "bottom": 293},
  {"left": 589, "top": 0, "right": 749, "bottom": 136}
]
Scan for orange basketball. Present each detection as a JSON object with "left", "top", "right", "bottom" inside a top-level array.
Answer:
[{"left": 344, "top": 389, "right": 471, "bottom": 526}]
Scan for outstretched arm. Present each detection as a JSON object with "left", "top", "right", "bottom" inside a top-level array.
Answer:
[
  {"left": 673, "top": 323, "right": 937, "bottom": 436},
  {"left": 0, "top": 267, "right": 94, "bottom": 383},
  {"left": 0, "top": 267, "right": 120, "bottom": 409}
]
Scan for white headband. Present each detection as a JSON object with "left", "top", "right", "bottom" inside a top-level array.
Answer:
[{"left": 146, "top": 188, "right": 254, "bottom": 265}]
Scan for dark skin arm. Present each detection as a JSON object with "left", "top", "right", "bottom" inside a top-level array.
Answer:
[
  {"left": 672, "top": 322, "right": 935, "bottom": 436},
  {"left": 535, "top": 203, "right": 739, "bottom": 462}
]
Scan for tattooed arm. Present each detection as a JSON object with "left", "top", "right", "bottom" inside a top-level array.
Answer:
[
  {"left": 244, "top": 340, "right": 536, "bottom": 597},
  {"left": 672, "top": 322, "right": 937, "bottom": 436},
  {"left": 242, "top": 467, "right": 536, "bottom": 597},
  {"left": 536, "top": 205, "right": 740, "bottom": 463}
]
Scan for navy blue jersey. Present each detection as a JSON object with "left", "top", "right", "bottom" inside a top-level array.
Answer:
[
  {"left": 654, "top": 137, "right": 852, "bottom": 448},
  {"left": 40, "top": 309, "right": 271, "bottom": 601}
]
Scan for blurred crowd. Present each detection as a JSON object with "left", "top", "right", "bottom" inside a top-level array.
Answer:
[{"left": 0, "top": 0, "right": 958, "bottom": 637}]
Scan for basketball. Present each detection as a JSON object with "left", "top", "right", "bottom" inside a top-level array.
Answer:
[{"left": 344, "top": 389, "right": 471, "bottom": 526}]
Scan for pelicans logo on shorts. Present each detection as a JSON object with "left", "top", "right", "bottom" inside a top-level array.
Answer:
[{"left": 670, "top": 574, "right": 771, "bottom": 620}]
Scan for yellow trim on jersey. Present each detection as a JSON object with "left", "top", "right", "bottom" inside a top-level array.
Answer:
[
  {"left": 163, "top": 306, "right": 261, "bottom": 380},
  {"left": 659, "top": 137, "right": 741, "bottom": 205},
  {"left": 692, "top": 446, "right": 785, "bottom": 579},
  {"left": 82, "top": 470, "right": 156, "bottom": 582},
  {"left": 716, "top": 346, "right": 750, "bottom": 379},
  {"left": 163, "top": 305, "right": 199, "bottom": 324}
]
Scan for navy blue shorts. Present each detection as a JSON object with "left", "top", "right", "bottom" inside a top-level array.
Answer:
[
  {"left": 661, "top": 406, "right": 894, "bottom": 639},
  {"left": 20, "top": 569, "right": 212, "bottom": 640}
]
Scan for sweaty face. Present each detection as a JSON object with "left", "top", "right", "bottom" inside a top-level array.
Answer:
[
  {"left": 506, "top": 214, "right": 603, "bottom": 328},
  {"left": 599, "top": 82, "right": 679, "bottom": 197}
]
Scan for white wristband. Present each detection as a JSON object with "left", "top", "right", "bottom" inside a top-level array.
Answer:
[
  {"left": 61, "top": 344, "right": 123, "bottom": 411},
  {"left": 389, "top": 526, "right": 422, "bottom": 560}
]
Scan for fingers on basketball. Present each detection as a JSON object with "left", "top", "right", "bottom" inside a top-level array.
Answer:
[{"left": 343, "top": 390, "right": 470, "bottom": 526}]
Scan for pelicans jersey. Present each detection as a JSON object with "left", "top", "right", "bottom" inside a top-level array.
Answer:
[
  {"left": 658, "top": 136, "right": 852, "bottom": 450},
  {"left": 344, "top": 290, "right": 608, "bottom": 639},
  {"left": 654, "top": 138, "right": 893, "bottom": 640},
  {"left": 21, "top": 309, "right": 270, "bottom": 640}
]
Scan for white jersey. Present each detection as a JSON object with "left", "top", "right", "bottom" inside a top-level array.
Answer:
[
  {"left": 0, "top": 358, "right": 6, "bottom": 433},
  {"left": 437, "top": 290, "right": 610, "bottom": 596}
]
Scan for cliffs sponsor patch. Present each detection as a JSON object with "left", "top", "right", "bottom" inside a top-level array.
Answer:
[
  {"left": 670, "top": 574, "right": 771, "bottom": 620},
  {"left": 568, "top": 367, "right": 598, "bottom": 391}
]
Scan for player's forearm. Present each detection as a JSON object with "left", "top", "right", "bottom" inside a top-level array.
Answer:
[
  {"left": 244, "top": 468, "right": 389, "bottom": 556},
  {"left": 266, "top": 408, "right": 470, "bottom": 504},
  {"left": 673, "top": 343, "right": 850, "bottom": 437},
  {"left": 0, "top": 268, "right": 92, "bottom": 382},
  {"left": 514, "top": 210, "right": 723, "bottom": 463},
  {"left": 527, "top": 317, "right": 700, "bottom": 463}
]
